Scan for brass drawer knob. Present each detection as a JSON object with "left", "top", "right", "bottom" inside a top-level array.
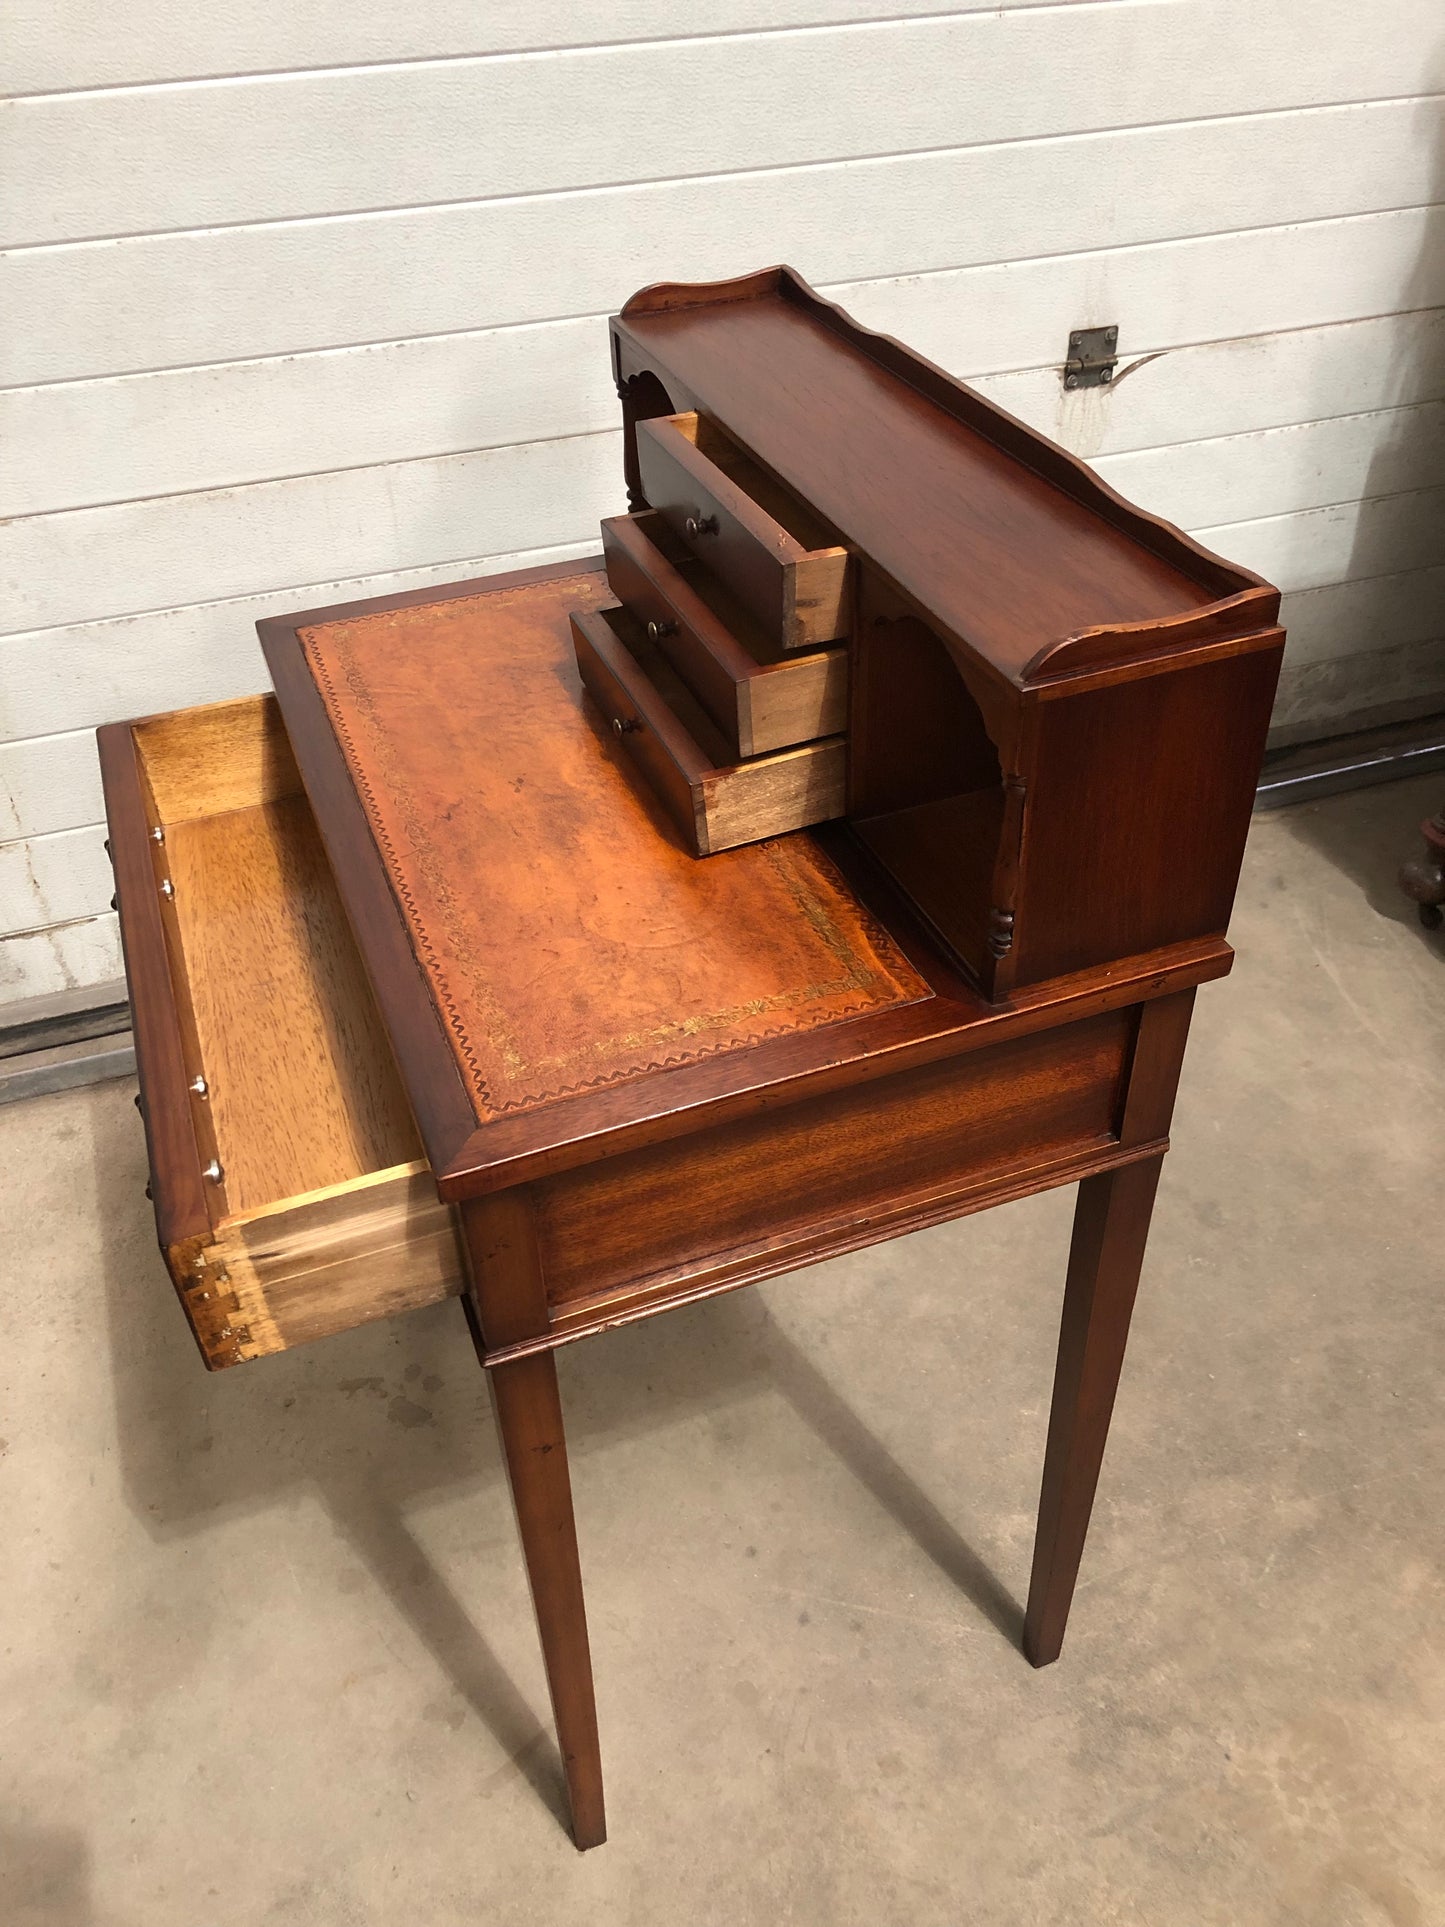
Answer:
[
  {"left": 684, "top": 512, "right": 719, "bottom": 539},
  {"left": 612, "top": 716, "right": 641, "bottom": 737},
  {"left": 646, "top": 618, "right": 676, "bottom": 643}
]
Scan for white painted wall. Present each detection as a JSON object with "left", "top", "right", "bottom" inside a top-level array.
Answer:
[{"left": 3, "top": 0, "right": 1443, "bottom": 1003}]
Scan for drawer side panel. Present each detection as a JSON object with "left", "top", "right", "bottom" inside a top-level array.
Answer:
[{"left": 97, "top": 719, "right": 211, "bottom": 1252}]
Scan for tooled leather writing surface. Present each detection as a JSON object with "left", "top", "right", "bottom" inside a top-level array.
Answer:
[{"left": 300, "top": 569, "right": 929, "bottom": 1122}]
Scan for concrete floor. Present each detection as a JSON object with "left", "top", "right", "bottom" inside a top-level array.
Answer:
[{"left": 2, "top": 774, "right": 1442, "bottom": 1927}]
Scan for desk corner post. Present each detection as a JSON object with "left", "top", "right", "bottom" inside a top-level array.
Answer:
[{"left": 460, "top": 1192, "right": 607, "bottom": 1852}]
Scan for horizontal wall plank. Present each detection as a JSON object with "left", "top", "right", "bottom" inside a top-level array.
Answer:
[
  {"left": 1271, "top": 634, "right": 1445, "bottom": 740},
  {"left": 0, "top": 432, "right": 621, "bottom": 637},
  {"left": 1279, "top": 562, "right": 1445, "bottom": 674},
  {"left": 0, "top": 913, "right": 121, "bottom": 1003},
  {"left": 1198, "top": 486, "right": 1445, "bottom": 592},
  {"left": 1279, "top": 566, "right": 1445, "bottom": 669},
  {"left": 1094, "top": 401, "right": 1445, "bottom": 530},
  {"left": 1, "top": 314, "right": 614, "bottom": 516},
  {"left": 6, "top": 268, "right": 1444, "bottom": 522},
  {"left": 6, "top": 107, "right": 1444, "bottom": 387},
  {"left": 0, "top": 730, "right": 105, "bottom": 840},
  {"left": 844, "top": 208, "right": 1445, "bottom": 407},
  {"left": 6, "top": 7, "right": 1441, "bottom": 246},
  {"left": 5, "top": 0, "right": 1069, "bottom": 97},
  {"left": 0, "top": 539, "right": 596, "bottom": 742},
  {"left": 980, "top": 308, "right": 1445, "bottom": 466},
  {"left": 0, "top": 825, "right": 111, "bottom": 937}
]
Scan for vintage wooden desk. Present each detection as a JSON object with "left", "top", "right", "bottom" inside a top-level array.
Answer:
[{"left": 100, "top": 269, "right": 1284, "bottom": 1851}]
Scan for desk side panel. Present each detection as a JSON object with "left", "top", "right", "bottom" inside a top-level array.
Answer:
[{"left": 1009, "top": 636, "right": 1284, "bottom": 987}]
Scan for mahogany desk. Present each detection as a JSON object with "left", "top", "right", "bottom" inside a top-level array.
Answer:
[{"left": 101, "top": 270, "right": 1284, "bottom": 1852}]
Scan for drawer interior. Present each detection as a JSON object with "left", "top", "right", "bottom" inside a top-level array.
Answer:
[
  {"left": 121, "top": 696, "right": 462, "bottom": 1366},
  {"left": 666, "top": 411, "right": 844, "bottom": 558},
  {"left": 607, "top": 507, "right": 792, "bottom": 666},
  {"left": 136, "top": 698, "right": 421, "bottom": 1208},
  {"left": 637, "top": 411, "right": 850, "bottom": 649}
]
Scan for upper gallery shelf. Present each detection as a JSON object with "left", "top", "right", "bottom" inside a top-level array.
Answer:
[{"left": 612, "top": 266, "right": 1278, "bottom": 693}]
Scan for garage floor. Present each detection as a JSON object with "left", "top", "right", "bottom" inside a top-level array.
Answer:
[{"left": 2, "top": 773, "right": 1442, "bottom": 1927}]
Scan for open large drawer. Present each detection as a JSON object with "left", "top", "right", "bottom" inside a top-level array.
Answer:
[{"left": 99, "top": 695, "right": 466, "bottom": 1369}]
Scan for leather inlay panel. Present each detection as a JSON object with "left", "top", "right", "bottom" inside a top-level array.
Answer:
[{"left": 300, "top": 570, "right": 930, "bottom": 1121}]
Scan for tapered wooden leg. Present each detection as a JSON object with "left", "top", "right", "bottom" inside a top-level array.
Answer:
[
  {"left": 1024, "top": 1154, "right": 1164, "bottom": 1668},
  {"left": 490, "top": 1350, "right": 606, "bottom": 1850}
]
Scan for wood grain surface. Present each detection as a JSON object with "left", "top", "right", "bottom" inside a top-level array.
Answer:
[
  {"left": 135, "top": 694, "right": 302, "bottom": 824},
  {"left": 1010, "top": 642, "right": 1284, "bottom": 983},
  {"left": 533, "top": 1006, "right": 1132, "bottom": 1308},
  {"left": 97, "top": 718, "right": 210, "bottom": 1255},
  {"left": 163, "top": 794, "right": 421, "bottom": 1214}
]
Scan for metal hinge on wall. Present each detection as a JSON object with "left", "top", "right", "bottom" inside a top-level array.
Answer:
[{"left": 1063, "top": 326, "right": 1119, "bottom": 390}]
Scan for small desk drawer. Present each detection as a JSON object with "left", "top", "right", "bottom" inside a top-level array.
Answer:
[
  {"left": 601, "top": 510, "right": 848, "bottom": 758},
  {"left": 99, "top": 695, "right": 466, "bottom": 1369},
  {"left": 571, "top": 603, "right": 846, "bottom": 856},
  {"left": 636, "top": 411, "right": 851, "bottom": 651}
]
